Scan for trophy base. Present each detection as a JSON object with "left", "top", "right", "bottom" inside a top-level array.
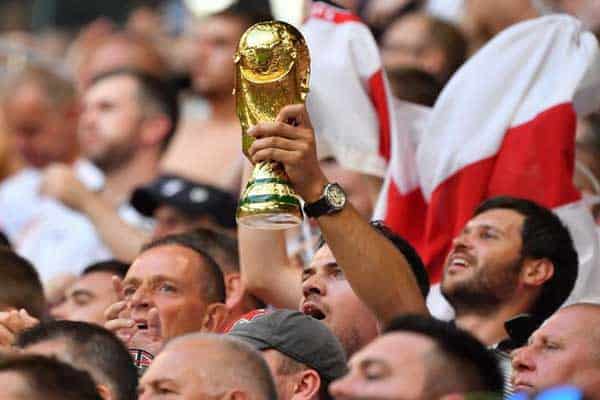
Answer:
[
  {"left": 237, "top": 160, "right": 304, "bottom": 230},
  {"left": 237, "top": 212, "right": 303, "bottom": 230}
]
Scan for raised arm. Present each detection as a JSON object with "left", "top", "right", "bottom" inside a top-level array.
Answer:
[
  {"left": 237, "top": 161, "right": 303, "bottom": 309},
  {"left": 247, "top": 104, "right": 428, "bottom": 325}
]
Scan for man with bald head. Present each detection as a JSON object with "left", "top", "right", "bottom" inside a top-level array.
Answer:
[
  {"left": 512, "top": 303, "right": 600, "bottom": 395},
  {"left": 138, "top": 333, "right": 277, "bottom": 400}
]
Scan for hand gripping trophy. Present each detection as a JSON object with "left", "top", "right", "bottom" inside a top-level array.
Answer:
[{"left": 234, "top": 21, "right": 310, "bottom": 229}]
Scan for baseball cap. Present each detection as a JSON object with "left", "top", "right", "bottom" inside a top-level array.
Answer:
[
  {"left": 130, "top": 175, "right": 237, "bottom": 229},
  {"left": 228, "top": 309, "right": 348, "bottom": 382}
]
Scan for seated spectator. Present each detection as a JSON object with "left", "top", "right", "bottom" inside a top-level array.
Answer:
[
  {"left": 330, "top": 314, "right": 504, "bottom": 398},
  {"left": 130, "top": 174, "right": 237, "bottom": 238},
  {"left": 512, "top": 303, "right": 600, "bottom": 395},
  {"left": 138, "top": 333, "right": 277, "bottom": 400},
  {"left": 0, "top": 355, "right": 102, "bottom": 400},
  {"left": 51, "top": 260, "right": 129, "bottom": 325},
  {"left": 380, "top": 11, "right": 468, "bottom": 83},
  {"left": 17, "top": 320, "right": 138, "bottom": 400},
  {"left": 42, "top": 68, "right": 179, "bottom": 261},
  {"left": 104, "top": 233, "right": 227, "bottom": 361},
  {"left": 229, "top": 309, "right": 347, "bottom": 400}
]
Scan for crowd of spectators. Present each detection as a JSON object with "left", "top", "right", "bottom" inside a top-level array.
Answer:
[{"left": 0, "top": 0, "right": 597, "bottom": 399}]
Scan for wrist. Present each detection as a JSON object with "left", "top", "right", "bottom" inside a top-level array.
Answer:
[{"left": 300, "top": 176, "right": 329, "bottom": 203}]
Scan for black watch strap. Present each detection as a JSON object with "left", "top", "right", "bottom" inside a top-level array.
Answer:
[{"left": 303, "top": 197, "right": 330, "bottom": 218}]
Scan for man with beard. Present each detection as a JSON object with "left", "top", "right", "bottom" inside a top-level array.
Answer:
[
  {"left": 438, "top": 197, "right": 578, "bottom": 346},
  {"left": 42, "top": 68, "right": 179, "bottom": 261}
]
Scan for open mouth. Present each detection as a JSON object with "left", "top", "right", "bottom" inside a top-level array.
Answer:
[
  {"left": 446, "top": 252, "right": 474, "bottom": 271},
  {"left": 302, "top": 303, "right": 326, "bottom": 320},
  {"left": 135, "top": 320, "right": 148, "bottom": 330}
]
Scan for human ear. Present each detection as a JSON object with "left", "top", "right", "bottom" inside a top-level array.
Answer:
[
  {"left": 292, "top": 369, "right": 320, "bottom": 400},
  {"left": 140, "top": 115, "right": 171, "bottom": 147},
  {"left": 521, "top": 258, "right": 554, "bottom": 287},
  {"left": 202, "top": 302, "right": 228, "bottom": 333},
  {"left": 96, "top": 384, "right": 113, "bottom": 400},
  {"left": 224, "top": 273, "right": 244, "bottom": 308}
]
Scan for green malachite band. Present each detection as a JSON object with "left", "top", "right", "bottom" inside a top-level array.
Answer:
[
  {"left": 239, "top": 194, "right": 300, "bottom": 206},
  {"left": 245, "top": 178, "right": 292, "bottom": 188}
]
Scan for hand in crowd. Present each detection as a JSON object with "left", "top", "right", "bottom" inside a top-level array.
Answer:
[
  {"left": 40, "top": 164, "right": 92, "bottom": 212},
  {"left": 247, "top": 104, "right": 328, "bottom": 203},
  {"left": 0, "top": 309, "right": 39, "bottom": 350},
  {"left": 104, "top": 276, "right": 163, "bottom": 356}
]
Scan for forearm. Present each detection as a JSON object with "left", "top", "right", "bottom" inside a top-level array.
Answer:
[
  {"left": 239, "top": 226, "right": 302, "bottom": 309},
  {"left": 81, "top": 193, "right": 149, "bottom": 261},
  {"left": 317, "top": 203, "right": 429, "bottom": 325},
  {"left": 237, "top": 161, "right": 302, "bottom": 309}
]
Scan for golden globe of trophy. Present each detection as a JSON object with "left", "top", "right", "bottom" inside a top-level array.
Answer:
[{"left": 234, "top": 21, "right": 310, "bottom": 229}]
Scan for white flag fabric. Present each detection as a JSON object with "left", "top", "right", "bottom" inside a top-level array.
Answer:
[
  {"left": 375, "top": 15, "right": 600, "bottom": 318},
  {"left": 301, "top": 1, "right": 396, "bottom": 177}
]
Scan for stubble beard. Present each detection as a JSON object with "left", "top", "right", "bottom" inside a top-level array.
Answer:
[
  {"left": 90, "top": 143, "right": 137, "bottom": 174},
  {"left": 441, "top": 256, "right": 524, "bottom": 316}
]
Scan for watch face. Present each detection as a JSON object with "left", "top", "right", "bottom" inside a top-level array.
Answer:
[{"left": 326, "top": 184, "right": 346, "bottom": 208}]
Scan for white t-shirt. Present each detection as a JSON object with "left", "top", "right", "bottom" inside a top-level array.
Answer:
[{"left": 0, "top": 160, "right": 111, "bottom": 282}]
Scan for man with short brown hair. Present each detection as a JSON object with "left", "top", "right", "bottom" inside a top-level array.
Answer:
[{"left": 104, "top": 233, "right": 227, "bottom": 361}]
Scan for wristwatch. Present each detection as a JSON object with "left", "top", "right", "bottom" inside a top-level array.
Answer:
[{"left": 303, "top": 183, "right": 347, "bottom": 218}]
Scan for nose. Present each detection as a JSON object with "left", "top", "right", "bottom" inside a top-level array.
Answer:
[
  {"left": 50, "top": 301, "right": 69, "bottom": 320},
  {"left": 137, "top": 388, "right": 150, "bottom": 400},
  {"left": 79, "top": 108, "right": 97, "bottom": 130},
  {"left": 511, "top": 345, "right": 536, "bottom": 373},
  {"left": 451, "top": 230, "right": 473, "bottom": 251},
  {"left": 302, "top": 273, "right": 327, "bottom": 299},
  {"left": 329, "top": 374, "right": 355, "bottom": 399},
  {"left": 129, "top": 286, "right": 152, "bottom": 311}
]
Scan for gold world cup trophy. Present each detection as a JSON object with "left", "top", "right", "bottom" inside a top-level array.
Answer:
[{"left": 234, "top": 21, "right": 310, "bottom": 229}]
